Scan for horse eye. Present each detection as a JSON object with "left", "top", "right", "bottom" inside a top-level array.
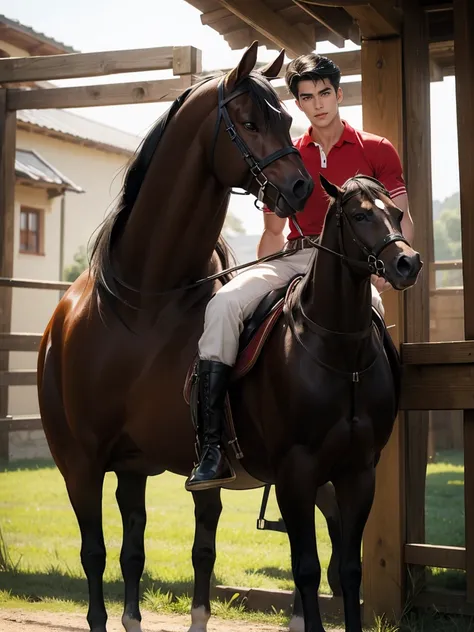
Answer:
[
  {"left": 354, "top": 213, "right": 366, "bottom": 222},
  {"left": 243, "top": 122, "right": 258, "bottom": 132}
]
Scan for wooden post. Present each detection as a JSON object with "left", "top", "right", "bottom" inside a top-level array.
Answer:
[
  {"left": 361, "top": 38, "right": 406, "bottom": 624},
  {"left": 0, "top": 90, "right": 16, "bottom": 461},
  {"left": 453, "top": 0, "right": 474, "bottom": 604},
  {"left": 402, "top": 0, "right": 433, "bottom": 594}
]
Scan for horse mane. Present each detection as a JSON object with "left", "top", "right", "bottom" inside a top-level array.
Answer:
[{"left": 88, "top": 70, "right": 281, "bottom": 298}]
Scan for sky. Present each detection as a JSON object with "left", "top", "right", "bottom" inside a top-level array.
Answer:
[{"left": 3, "top": 0, "right": 460, "bottom": 235}]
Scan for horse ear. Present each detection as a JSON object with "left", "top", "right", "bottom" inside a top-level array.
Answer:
[
  {"left": 259, "top": 49, "right": 285, "bottom": 80},
  {"left": 320, "top": 174, "right": 340, "bottom": 200},
  {"left": 226, "top": 41, "right": 259, "bottom": 90}
]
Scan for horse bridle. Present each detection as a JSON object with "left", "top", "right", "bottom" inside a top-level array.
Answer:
[
  {"left": 212, "top": 78, "right": 300, "bottom": 210},
  {"left": 291, "top": 176, "right": 410, "bottom": 278}
]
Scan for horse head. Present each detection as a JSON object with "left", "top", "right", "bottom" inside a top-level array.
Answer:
[
  {"left": 209, "top": 41, "right": 314, "bottom": 217},
  {"left": 319, "top": 174, "right": 422, "bottom": 290}
]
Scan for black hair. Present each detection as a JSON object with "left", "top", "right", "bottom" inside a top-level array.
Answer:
[{"left": 285, "top": 54, "right": 341, "bottom": 99}]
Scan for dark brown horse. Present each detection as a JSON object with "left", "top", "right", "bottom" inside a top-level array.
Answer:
[{"left": 37, "top": 41, "right": 422, "bottom": 632}]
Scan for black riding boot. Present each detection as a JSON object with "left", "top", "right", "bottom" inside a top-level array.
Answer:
[{"left": 185, "top": 359, "right": 236, "bottom": 491}]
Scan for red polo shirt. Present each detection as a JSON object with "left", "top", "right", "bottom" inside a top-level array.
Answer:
[{"left": 265, "top": 121, "right": 407, "bottom": 240}]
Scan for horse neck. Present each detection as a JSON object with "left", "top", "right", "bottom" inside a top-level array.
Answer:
[
  {"left": 300, "top": 211, "right": 373, "bottom": 335},
  {"left": 116, "top": 95, "right": 229, "bottom": 291}
]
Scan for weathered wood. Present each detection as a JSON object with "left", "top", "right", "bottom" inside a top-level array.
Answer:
[
  {"left": 0, "top": 333, "right": 42, "bottom": 352},
  {"left": 400, "top": 364, "right": 474, "bottom": 410},
  {"left": 291, "top": 0, "right": 360, "bottom": 45},
  {"left": 0, "top": 46, "right": 176, "bottom": 83},
  {"left": 402, "top": 341, "right": 474, "bottom": 364},
  {"left": 172, "top": 46, "right": 202, "bottom": 75},
  {"left": 402, "top": 0, "right": 433, "bottom": 576},
  {"left": 0, "top": 370, "right": 37, "bottom": 387},
  {"left": 345, "top": 0, "right": 402, "bottom": 38},
  {"left": 8, "top": 77, "right": 191, "bottom": 111},
  {"left": 0, "top": 415, "right": 42, "bottom": 432},
  {"left": 217, "top": 0, "right": 313, "bottom": 58},
  {"left": 0, "top": 277, "right": 71, "bottom": 291},
  {"left": 454, "top": 0, "right": 474, "bottom": 604},
  {"left": 404, "top": 544, "right": 466, "bottom": 570},
  {"left": 360, "top": 37, "right": 405, "bottom": 625},
  {"left": 0, "top": 91, "right": 15, "bottom": 461}
]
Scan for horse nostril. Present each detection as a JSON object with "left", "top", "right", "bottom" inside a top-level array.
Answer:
[
  {"left": 396, "top": 254, "right": 418, "bottom": 277},
  {"left": 292, "top": 179, "right": 308, "bottom": 200}
]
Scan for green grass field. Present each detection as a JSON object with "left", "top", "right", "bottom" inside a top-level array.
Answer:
[{"left": 0, "top": 450, "right": 468, "bottom": 631}]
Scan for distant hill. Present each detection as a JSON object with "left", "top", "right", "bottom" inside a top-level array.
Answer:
[{"left": 433, "top": 192, "right": 459, "bottom": 220}]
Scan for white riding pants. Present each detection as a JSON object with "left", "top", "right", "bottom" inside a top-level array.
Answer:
[{"left": 198, "top": 247, "right": 384, "bottom": 366}]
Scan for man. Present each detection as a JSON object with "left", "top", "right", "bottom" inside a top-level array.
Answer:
[{"left": 185, "top": 53, "right": 414, "bottom": 492}]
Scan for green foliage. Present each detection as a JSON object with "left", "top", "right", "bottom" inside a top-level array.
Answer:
[{"left": 63, "top": 245, "right": 88, "bottom": 283}]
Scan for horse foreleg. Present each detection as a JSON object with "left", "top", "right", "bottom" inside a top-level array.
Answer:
[
  {"left": 316, "top": 483, "right": 342, "bottom": 597},
  {"left": 276, "top": 451, "right": 325, "bottom": 632},
  {"left": 333, "top": 467, "right": 376, "bottom": 632},
  {"left": 189, "top": 488, "right": 222, "bottom": 632},
  {"left": 66, "top": 467, "right": 107, "bottom": 632},
  {"left": 115, "top": 471, "right": 148, "bottom": 632}
]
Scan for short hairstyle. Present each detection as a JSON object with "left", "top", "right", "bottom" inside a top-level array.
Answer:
[{"left": 285, "top": 54, "right": 341, "bottom": 99}]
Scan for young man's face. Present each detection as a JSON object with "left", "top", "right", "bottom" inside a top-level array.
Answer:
[{"left": 295, "top": 78, "right": 343, "bottom": 129}]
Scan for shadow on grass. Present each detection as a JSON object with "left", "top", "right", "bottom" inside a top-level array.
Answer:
[
  {"left": 245, "top": 566, "right": 293, "bottom": 582},
  {"left": 0, "top": 568, "right": 210, "bottom": 605}
]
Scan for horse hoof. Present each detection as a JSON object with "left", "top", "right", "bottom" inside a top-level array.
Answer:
[
  {"left": 188, "top": 605, "right": 210, "bottom": 632},
  {"left": 122, "top": 613, "right": 142, "bottom": 632},
  {"left": 288, "top": 615, "right": 305, "bottom": 632}
]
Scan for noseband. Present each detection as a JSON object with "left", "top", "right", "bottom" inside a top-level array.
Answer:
[
  {"left": 212, "top": 78, "right": 300, "bottom": 210},
  {"left": 292, "top": 176, "right": 409, "bottom": 277}
]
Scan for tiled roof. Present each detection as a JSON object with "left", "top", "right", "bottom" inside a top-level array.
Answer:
[
  {"left": 17, "top": 109, "right": 141, "bottom": 155},
  {"left": 0, "top": 14, "right": 77, "bottom": 54},
  {"left": 15, "top": 148, "right": 84, "bottom": 193}
]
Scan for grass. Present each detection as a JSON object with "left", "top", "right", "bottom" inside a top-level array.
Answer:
[{"left": 0, "top": 450, "right": 468, "bottom": 631}]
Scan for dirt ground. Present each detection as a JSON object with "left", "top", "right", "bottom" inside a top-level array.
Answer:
[{"left": 0, "top": 608, "right": 301, "bottom": 632}]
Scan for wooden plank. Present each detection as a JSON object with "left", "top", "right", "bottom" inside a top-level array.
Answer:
[
  {"left": 0, "top": 46, "right": 175, "bottom": 83},
  {"left": 400, "top": 364, "right": 474, "bottom": 410},
  {"left": 0, "top": 370, "right": 37, "bottom": 387},
  {"left": 345, "top": 0, "right": 402, "bottom": 38},
  {"left": 0, "top": 415, "right": 42, "bottom": 432},
  {"left": 172, "top": 46, "right": 202, "bottom": 75},
  {"left": 360, "top": 37, "right": 405, "bottom": 625},
  {"left": 8, "top": 77, "right": 191, "bottom": 111},
  {"left": 0, "top": 333, "right": 42, "bottom": 352},
  {"left": 0, "top": 91, "right": 15, "bottom": 461},
  {"left": 275, "top": 80, "right": 361, "bottom": 106},
  {"left": 0, "top": 277, "right": 71, "bottom": 291},
  {"left": 402, "top": 0, "right": 433, "bottom": 585},
  {"left": 217, "top": 0, "right": 313, "bottom": 58},
  {"left": 454, "top": 0, "right": 474, "bottom": 604},
  {"left": 401, "top": 341, "right": 474, "bottom": 365},
  {"left": 405, "top": 543, "right": 466, "bottom": 570},
  {"left": 291, "top": 0, "right": 360, "bottom": 45}
]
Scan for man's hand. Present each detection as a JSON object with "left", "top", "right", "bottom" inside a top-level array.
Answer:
[{"left": 371, "top": 274, "right": 392, "bottom": 293}]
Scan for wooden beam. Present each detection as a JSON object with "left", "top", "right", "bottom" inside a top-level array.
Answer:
[
  {"left": 402, "top": 0, "right": 433, "bottom": 572},
  {"left": 0, "top": 46, "right": 178, "bottom": 83},
  {"left": 345, "top": 1, "right": 402, "bottom": 38},
  {"left": 400, "top": 363, "right": 474, "bottom": 410},
  {"left": 360, "top": 37, "right": 405, "bottom": 626},
  {"left": 0, "top": 91, "right": 15, "bottom": 461},
  {"left": 0, "top": 415, "right": 42, "bottom": 432},
  {"left": 0, "top": 370, "right": 37, "bottom": 387},
  {"left": 454, "top": 0, "right": 474, "bottom": 604},
  {"left": 0, "top": 333, "right": 42, "bottom": 352},
  {"left": 404, "top": 543, "right": 466, "bottom": 570},
  {"left": 7, "top": 77, "right": 191, "bottom": 111},
  {"left": 0, "top": 277, "right": 71, "bottom": 291},
  {"left": 217, "top": 0, "right": 313, "bottom": 58},
  {"left": 291, "top": 0, "right": 360, "bottom": 45},
  {"left": 402, "top": 340, "right": 474, "bottom": 365}
]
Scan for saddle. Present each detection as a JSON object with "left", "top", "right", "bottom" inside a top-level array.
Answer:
[{"left": 183, "top": 277, "right": 401, "bottom": 460}]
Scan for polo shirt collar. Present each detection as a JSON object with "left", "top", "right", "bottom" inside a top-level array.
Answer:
[{"left": 300, "top": 120, "right": 357, "bottom": 148}]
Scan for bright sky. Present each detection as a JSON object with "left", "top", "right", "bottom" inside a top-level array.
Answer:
[{"left": 3, "top": 0, "right": 460, "bottom": 235}]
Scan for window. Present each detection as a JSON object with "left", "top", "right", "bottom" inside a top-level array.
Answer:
[{"left": 20, "top": 207, "right": 42, "bottom": 254}]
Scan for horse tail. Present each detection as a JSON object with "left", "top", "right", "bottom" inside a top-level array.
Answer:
[{"left": 215, "top": 235, "right": 238, "bottom": 286}]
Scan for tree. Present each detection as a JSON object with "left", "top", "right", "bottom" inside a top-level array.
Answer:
[{"left": 63, "top": 245, "right": 88, "bottom": 282}]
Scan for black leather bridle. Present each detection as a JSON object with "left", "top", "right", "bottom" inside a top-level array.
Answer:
[
  {"left": 292, "top": 176, "right": 409, "bottom": 278},
  {"left": 212, "top": 78, "right": 300, "bottom": 210}
]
